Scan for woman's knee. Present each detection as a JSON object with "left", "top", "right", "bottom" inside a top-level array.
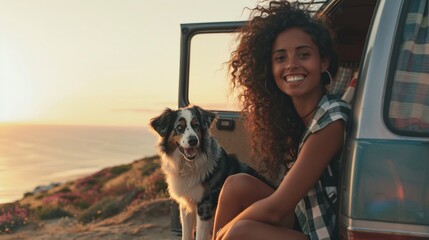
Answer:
[
  {"left": 224, "top": 220, "right": 255, "bottom": 240},
  {"left": 220, "top": 173, "right": 273, "bottom": 207},
  {"left": 218, "top": 174, "right": 254, "bottom": 205},
  {"left": 222, "top": 173, "right": 256, "bottom": 195}
]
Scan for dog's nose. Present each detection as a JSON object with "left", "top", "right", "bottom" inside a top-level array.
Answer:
[{"left": 188, "top": 136, "right": 198, "bottom": 147}]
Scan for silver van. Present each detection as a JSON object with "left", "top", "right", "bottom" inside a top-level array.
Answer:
[{"left": 174, "top": 0, "right": 429, "bottom": 239}]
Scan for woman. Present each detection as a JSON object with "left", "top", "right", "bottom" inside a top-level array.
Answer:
[{"left": 212, "top": 1, "right": 351, "bottom": 239}]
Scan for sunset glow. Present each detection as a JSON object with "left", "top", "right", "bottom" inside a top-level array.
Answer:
[{"left": 0, "top": 0, "right": 258, "bottom": 126}]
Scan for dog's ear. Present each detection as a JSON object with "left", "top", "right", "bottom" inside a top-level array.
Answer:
[
  {"left": 150, "top": 108, "right": 176, "bottom": 137},
  {"left": 194, "top": 105, "right": 216, "bottom": 130}
]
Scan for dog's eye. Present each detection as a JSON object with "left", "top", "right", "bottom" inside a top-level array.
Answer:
[
  {"left": 191, "top": 118, "right": 200, "bottom": 130},
  {"left": 176, "top": 125, "right": 184, "bottom": 132}
]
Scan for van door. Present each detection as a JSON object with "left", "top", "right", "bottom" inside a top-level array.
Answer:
[
  {"left": 172, "top": 21, "right": 252, "bottom": 235},
  {"left": 177, "top": 21, "right": 254, "bottom": 169}
]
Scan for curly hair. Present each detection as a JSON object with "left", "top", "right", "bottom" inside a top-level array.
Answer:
[{"left": 229, "top": 0, "right": 338, "bottom": 179}]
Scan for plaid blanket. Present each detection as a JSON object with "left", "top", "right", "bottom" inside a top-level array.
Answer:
[
  {"left": 389, "top": 0, "right": 429, "bottom": 133},
  {"left": 329, "top": 66, "right": 353, "bottom": 96}
]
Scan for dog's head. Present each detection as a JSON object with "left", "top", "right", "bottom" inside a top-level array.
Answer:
[{"left": 150, "top": 105, "right": 215, "bottom": 161}]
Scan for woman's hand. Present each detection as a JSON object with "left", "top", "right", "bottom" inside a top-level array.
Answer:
[
  {"left": 214, "top": 220, "right": 235, "bottom": 240},
  {"left": 214, "top": 223, "right": 228, "bottom": 240},
  {"left": 214, "top": 227, "right": 224, "bottom": 240}
]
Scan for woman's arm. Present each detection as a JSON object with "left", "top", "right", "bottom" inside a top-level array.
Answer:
[{"left": 215, "top": 120, "right": 345, "bottom": 240}]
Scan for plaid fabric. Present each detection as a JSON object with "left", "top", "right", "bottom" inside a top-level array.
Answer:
[
  {"left": 329, "top": 66, "right": 352, "bottom": 97},
  {"left": 295, "top": 94, "right": 351, "bottom": 240},
  {"left": 388, "top": 0, "right": 429, "bottom": 133}
]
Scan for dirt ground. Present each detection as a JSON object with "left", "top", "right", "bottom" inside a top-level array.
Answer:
[{"left": 0, "top": 198, "right": 182, "bottom": 240}]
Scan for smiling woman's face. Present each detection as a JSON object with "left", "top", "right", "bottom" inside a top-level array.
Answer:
[{"left": 271, "top": 27, "right": 329, "bottom": 100}]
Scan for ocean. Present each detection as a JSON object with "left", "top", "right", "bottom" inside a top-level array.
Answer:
[{"left": 0, "top": 124, "right": 158, "bottom": 204}]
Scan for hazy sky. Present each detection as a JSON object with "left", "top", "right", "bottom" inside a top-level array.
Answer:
[{"left": 0, "top": 0, "right": 259, "bottom": 127}]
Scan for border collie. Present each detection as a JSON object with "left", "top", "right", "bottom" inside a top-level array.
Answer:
[{"left": 150, "top": 105, "right": 271, "bottom": 240}]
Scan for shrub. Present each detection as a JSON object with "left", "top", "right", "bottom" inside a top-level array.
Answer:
[
  {"left": 78, "top": 197, "right": 121, "bottom": 224},
  {"left": 73, "top": 200, "right": 91, "bottom": 210},
  {"left": 140, "top": 161, "right": 160, "bottom": 177},
  {"left": 110, "top": 164, "right": 132, "bottom": 176},
  {"left": 58, "top": 186, "right": 71, "bottom": 193},
  {"left": 42, "top": 192, "right": 78, "bottom": 207},
  {"left": 23, "top": 192, "right": 34, "bottom": 198},
  {"left": 36, "top": 207, "right": 72, "bottom": 220},
  {"left": 0, "top": 204, "right": 30, "bottom": 233},
  {"left": 142, "top": 169, "right": 168, "bottom": 200},
  {"left": 77, "top": 188, "right": 144, "bottom": 224}
]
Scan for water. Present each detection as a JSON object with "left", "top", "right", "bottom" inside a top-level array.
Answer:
[{"left": 0, "top": 124, "right": 159, "bottom": 204}]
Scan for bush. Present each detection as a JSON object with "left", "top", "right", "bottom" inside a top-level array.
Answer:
[
  {"left": 140, "top": 161, "right": 160, "bottom": 177},
  {"left": 110, "top": 164, "right": 132, "bottom": 176},
  {"left": 58, "top": 186, "right": 71, "bottom": 193},
  {"left": 73, "top": 200, "right": 91, "bottom": 210},
  {"left": 0, "top": 204, "right": 30, "bottom": 233},
  {"left": 78, "top": 197, "right": 122, "bottom": 224},
  {"left": 36, "top": 207, "right": 72, "bottom": 220},
  {"left": 41, "top": 192, "right": 78, "bottom": 207},
  {"left": 142, "top": 169, "right": 168, "bottom": 200}
]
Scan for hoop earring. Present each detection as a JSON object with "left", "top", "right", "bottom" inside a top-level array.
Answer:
[
  {"left": 324, "top": 70, "right": 333, "bottom": 85},
  {"left": 265, "top": 79, "right": 271, "bottom": 94}
]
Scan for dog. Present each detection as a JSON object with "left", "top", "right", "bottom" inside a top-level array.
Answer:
[{"left": 150, "top": 105, "right": 272, "bottom": 240}]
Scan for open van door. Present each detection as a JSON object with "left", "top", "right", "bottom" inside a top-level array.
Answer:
[
  {"left": 172, "top": 21, "right": 248, "bottom": 235},
  {"left": 177, "top": 21, "right": 253, "bottom": 171}
]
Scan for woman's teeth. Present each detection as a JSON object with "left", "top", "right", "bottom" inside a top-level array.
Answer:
[{"left": 286, "top": 75, "right": 305, "bottom": 82}]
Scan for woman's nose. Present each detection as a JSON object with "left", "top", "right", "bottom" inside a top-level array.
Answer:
[{"left": 285, "top": 56, "right": 299, "bottom": 69}]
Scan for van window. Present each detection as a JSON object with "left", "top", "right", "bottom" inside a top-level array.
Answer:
[
  {"left": 188, "top": 33, "right": 240, "bottom": 111},
  {"left": 386, "top": 0, "right": 429, "bottom": 136}
]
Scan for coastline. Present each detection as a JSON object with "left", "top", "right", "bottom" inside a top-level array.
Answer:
[
  {"left": 0, "top": 168, "right": 99, "bottom": 205},
  {"left": 0, "top": 156, "right": 180, "bottom": 239},
  {"left": 0, "top": 123, "right": 158, "bottom": 204}
]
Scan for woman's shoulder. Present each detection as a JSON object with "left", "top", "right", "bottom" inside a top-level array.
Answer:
[
  {"left": 308, "top": 94, "right": 351, "bottom": 133},
  {"left": 319, "top": 93, "right": 351, "bottom": 114}
]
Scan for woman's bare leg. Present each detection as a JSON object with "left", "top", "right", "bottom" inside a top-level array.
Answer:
[
  {"left": 223, "top": 219, "right": 307, "bottom": 240},
  {"left": 213, "top": 173, "right": 279, "bottom": 235}
]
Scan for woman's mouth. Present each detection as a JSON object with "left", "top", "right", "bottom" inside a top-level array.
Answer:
[{"left": 285, "top": 75, "right": 305, "bottom": 82}]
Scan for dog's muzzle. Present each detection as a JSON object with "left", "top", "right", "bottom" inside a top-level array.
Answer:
[
  {"left": 176, "top": 135, "right": 199, "bottom": 161},
  {"left": 177, "top": 143, "right": 197, "bottom": 161}
]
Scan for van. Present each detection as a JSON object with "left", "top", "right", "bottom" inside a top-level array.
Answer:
[{"left": 174, "top": 0, "right": 429, "bottom": 239}]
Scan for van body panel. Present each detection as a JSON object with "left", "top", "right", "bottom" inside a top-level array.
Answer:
[
  {"left": 342, "top": 139, "right": 429, "bottom": 224},
  {"left": 352, "top": 0, "right": 402, "bottom": 140},
  {"left": 340, "top": 217, "right": 429, "bottom": 238}
]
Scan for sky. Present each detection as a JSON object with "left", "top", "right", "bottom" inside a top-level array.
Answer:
[{"left": 0, "top": 0, "right": 260, "bottom": 127}]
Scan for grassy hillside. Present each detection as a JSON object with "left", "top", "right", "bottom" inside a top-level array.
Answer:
[{"left": 0, "top": 155, "right": 168, "bottom": 234}]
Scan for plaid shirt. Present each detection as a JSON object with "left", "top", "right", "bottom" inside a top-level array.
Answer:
[{"left": 295, "top": 94, "right": 351, "bottom": 240}]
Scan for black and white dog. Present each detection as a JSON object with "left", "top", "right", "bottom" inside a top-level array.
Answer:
[{"left": 150, "top": 105, "right": 271, "bottom": 240}]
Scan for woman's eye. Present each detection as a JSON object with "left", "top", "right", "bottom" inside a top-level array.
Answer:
[
  {"left": 273, "top": 55, "right": 286, "bottom": 62},
  {"left": 298, "top": 52, "right": 310, "bottom": 59}
]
